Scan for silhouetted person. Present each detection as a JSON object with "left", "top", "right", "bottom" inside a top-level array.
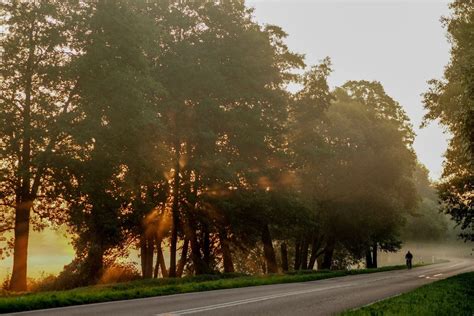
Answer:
[{"left": 405, "top": 251, "right": 413, "bottom": 269}]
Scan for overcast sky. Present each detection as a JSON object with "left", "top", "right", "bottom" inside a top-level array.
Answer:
[{"left": 248, "top": 0, "right": 451, "bottom": 180}]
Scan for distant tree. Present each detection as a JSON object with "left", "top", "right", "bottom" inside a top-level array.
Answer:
[
  {"left": 423, "top": 0, "right": 474, "bottom": 241},
  {"left": 289, "top": 59, "right": 334, "bottom": 271},
  {"left": 320, "top": 84, "right": 418, "bottom": 268},
  {"left": 402, "top": 164, "right": 449, "bottom": 242}
]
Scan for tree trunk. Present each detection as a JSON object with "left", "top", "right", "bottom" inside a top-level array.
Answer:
[
  {"left": 317, "top": 255, "right": 323, "bottom": 270},
  {"left": 372, "top": 243, "right": 378, "bottom": 268},
  {"left": 219, "top": 230, "right": 234, "bottom": 273},
  {"left": 280, "top": 242, "right": 289, "bottom": 272},
  {"left": 169, "top": 152, "right": 180, "bottom": 278},
  {"left": 308, "top": 237, "right": 323, "bottom": 270},
  {"left": 153, "top": 249, "right": 160, "bottom": 279},
  {"left": 321, "top": 239, "right": 335, "bottom": 270},
  {"left": 300, "top": 237, "right": 309, "bottom": 270},
  {"left": 203, "top": 226, "right": 211, "bottom": 268},
  {"left": 365, "top": 247, "right": 373, "bottom": 268},
  {"left": 189, "top": 228, "right": 206, "bottom": 275},
  {"left": 85, "top": 244, "right": 105, "bottom": 284},
  {"left": 10, "top": 203, "right": 32, "bottom": 291},
  {"left": 261, "top": 224, "right": 278, "bottom": 273},
  {"left": 10, "top": 26, "right": 35, "bottom": 292},
  {"left": 140, "top": 235, "right": 147, "bottom": 277},
  {"left": 294, "top": 239, "right": 301, "bottom": 270},
  {"left": 140, "top": 234, "right": 155, "bottom": 278},
  {"left": 155, "top": 239, "right": 168, "bottom": 278},
  {"left": 177, "top": 238, "right": 189, "bottom": 277}
]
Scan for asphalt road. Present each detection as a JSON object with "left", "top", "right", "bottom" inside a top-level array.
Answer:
[{"left": 10, "top": 258, "right": 474, "bottom": 316}]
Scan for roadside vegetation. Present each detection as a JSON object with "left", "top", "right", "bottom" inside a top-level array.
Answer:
[
  {"left": 343, "top": 272, "right": 474, "bottom": 316},
  {"left": 0, "top": 265, "right": 413, "bottom": 313}
]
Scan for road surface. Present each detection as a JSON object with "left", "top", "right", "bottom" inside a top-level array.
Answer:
[{"left": 10, "top": 258, "right": 474, "bottom": 316}]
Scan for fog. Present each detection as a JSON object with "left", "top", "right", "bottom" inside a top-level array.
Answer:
[{"left": 380, "top": 241, "right": 474, "bottom": 266}]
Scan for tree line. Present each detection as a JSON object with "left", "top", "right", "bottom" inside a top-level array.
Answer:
[
  {"left": 0, "top": 0, "right": 448, "bottom": 292},
  {"left": 422, "top": 0, "right": 473, "bottom": 243}
]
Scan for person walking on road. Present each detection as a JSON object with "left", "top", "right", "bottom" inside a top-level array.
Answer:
[{"left": 405, "top": 251, "right": 413, "bottom": 269}]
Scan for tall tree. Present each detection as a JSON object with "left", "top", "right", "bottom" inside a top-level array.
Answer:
[
  {"left": 423, "top": 0, "right": 474, "bottom": 241},
  {"left": 62, "top": 0, "right": 164, "bottom": 284},
  {"left": 0, "top": 1, "right": 83, "bottom": 291}
]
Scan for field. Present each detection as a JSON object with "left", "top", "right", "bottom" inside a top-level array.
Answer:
[{"left": 343, "top": 272, "right": 474, "bottom": 315}]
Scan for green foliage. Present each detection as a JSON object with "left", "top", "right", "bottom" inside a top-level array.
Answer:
[
  {"left": 401, "top": 164, "right": 449, "bottom": 242},
  {"left": 297, "top": 82, "right": 417, "bottom": 263},
  {"left": 422, "top": 0, "right": 474, "bottom": 241},
  {"left": 343, "top": 272, "right": 474, "bottom": 315}
]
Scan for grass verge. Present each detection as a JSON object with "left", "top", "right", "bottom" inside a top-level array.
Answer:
[
  {"left": 0, "top": 264, "right": 415, "bottom": 313},
  {"left": 342, "top": 271, "right": 474, "bottom": 316}
]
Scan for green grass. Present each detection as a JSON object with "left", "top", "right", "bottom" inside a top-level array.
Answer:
[
  {"left": 342, "top": 272, "right": 474, "bottom": 316},
  {"left": 0, "top": 265, "right": 414, "bottom": 313}
]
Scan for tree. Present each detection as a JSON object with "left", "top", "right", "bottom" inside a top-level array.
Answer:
[
  {"left": 0, "top": 1, "right": 83, "bottom": 291},
  {"left": 402, "top": 164, "right": 449, "bottom": 242},
  {"left": 288, "top": 59, "right": 334, "bottom": 271},
  {"left": 423, "top": 0, "right": 474, "bottom": 241},
  {"left": 61, "top": 0, "right": 164, "bottom": 284},
  {"left": 150, "top": 1, "right": 304, "bottom": 275},
  {"left": 317, "top": 83, "right": 418, "bottom": 268}
]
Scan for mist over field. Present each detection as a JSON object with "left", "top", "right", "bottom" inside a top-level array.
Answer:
[{"left": 380, "top": 242, "right": 473, "bottom": 267}]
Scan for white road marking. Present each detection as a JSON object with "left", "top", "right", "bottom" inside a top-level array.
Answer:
[
  {"left": 433, "top": 273, "right": 443, "bottom": 277},
  {"left": 418, "top": 275, "right": 425, "bottom": 278},
  {"left": 448, "top": 263, "right": 461, "bottom": 268},
  {"left": 155, "top": 283, "right": 352, "bottom": 315}
]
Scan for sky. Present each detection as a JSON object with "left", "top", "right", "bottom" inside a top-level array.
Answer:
[
  {"left": 0, "top": 0, "right": 454, "bottom": 281},
  {"left": 248, "top": 0, "right": 451, "bottom": 180}
]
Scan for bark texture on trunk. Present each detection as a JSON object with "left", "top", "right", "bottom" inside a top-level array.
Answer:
[{"left": 261, "top": 224, "right": 278, "bottom": 273}]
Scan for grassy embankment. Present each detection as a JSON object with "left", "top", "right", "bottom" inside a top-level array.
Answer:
[
  {"left": 0, "top": 264, "right": 414, "bottom": 313},
  {"left": 343, "top": 271, "right": 474, "bottom": 316}
]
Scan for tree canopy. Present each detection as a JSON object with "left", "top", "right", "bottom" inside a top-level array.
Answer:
[{"left": 423, "top": 0, "right": 474, "bottom": 241}]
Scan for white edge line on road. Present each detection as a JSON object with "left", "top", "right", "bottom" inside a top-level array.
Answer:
[
  {"left": 418, "top": 275, "right": 425, "bottom": 278},
  {"left": 347, "top": 292, "right": 403, "bottom": 312},
  {"left": 448, "top": 263, "right": 462, "bottom": 269},
  {"left": 155, "top": 284, "right": 352, "bottom": 316},
  {"left": 433, "top": 273, "right": 443, "bottom": 277}
]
